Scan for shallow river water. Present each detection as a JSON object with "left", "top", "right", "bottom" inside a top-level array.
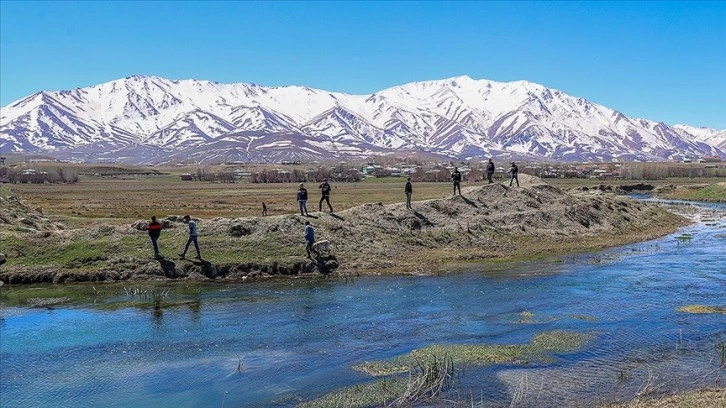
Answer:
[{"left": 1, "top": 201, "right": 725, "bottom": 407}]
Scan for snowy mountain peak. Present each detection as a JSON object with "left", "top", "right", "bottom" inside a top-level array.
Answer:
[{"left": 1, "top": 75, "right": 724, "bottom": 164}]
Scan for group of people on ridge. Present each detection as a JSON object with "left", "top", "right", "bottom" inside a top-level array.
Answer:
[
  {"left": 296, "top": 178, "right": 334, "bottom": 216},
  {"left": 146, "top": 160, "right": 520, "bottom": 260}
]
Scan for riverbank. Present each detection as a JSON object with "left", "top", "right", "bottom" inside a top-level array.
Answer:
[
  {"left": 654, "top": 181, "right": 726, "bottom": 203},
  {"left": 0, "top": 175, "right": 689, "bottom": 284},
  {"left": 604, "top": 387, "right": 725, "bottom": 407}
]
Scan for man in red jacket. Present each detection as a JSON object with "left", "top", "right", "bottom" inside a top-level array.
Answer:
[{"left": 147, "top": 216, "right": 162, "bottom": 257}]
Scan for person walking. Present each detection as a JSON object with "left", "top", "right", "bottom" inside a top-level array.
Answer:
[
  {"left": 297, "top": 183, "right": 309, "bottom": 216},
  {"left": 179, "top": 214, "right": 201, "bottom": 259},
  {"left": 304, "top": 221, "right": 318, "bottom": 258},
  {"left": 486, "top": 159, "right": 495, "bottom": 184},
  {"left": 404, "top": 177, "right": 413, "bottom": 210},
  {"left": 147, "top": 216, "right": 162, "bottom": 257},
  {"left": 261, "top": 202, "right": 268, "bottom": 216},
  {"left": 318, "top": 178, "right": 333, "bottom": 213},
  {"left": 451, "top": 166, "right": 462, "bottom": 196},
  {"left": 508, "top": 162, "right": 519, "bottom": 187}
]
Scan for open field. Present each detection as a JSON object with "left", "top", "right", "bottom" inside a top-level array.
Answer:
[{"left": 6, "top": 168, "right": 726, "bottom": 222}]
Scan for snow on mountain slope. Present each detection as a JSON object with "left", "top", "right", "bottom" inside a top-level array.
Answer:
[
  {"left": 1, "top": 74, "right": 724, "bottom": 163},
  {"left": 674, "top": 124, "right": 726, "bottom": 150}
]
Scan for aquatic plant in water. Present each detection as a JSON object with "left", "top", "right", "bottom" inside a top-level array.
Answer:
[
  {"left": 677, "top": 305, "right": 726, "bottom": 314},
  {"left": 302, "top": 331, "right": 590, "bottom": 407}
]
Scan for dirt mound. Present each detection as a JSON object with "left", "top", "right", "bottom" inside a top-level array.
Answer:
[
  {"left": 0, "top": 176, "right": 687, "bottom": 283},
  {"left": 174, "top": 175, "right": 681, "bottom": 275},
  {"left": 0, "top": 195, "right": 65, "bottom": 232}
]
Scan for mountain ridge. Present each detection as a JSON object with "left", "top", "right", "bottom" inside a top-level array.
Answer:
[{"left": 1, "top": 75, "right": 724, "bottom": 164}]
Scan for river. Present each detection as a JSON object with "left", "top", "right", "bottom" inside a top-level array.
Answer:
[{"left": 1, "top": 200, "right": 724, "bottom": 407}]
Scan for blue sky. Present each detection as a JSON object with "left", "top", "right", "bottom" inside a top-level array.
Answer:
[{"left": 1, "top": 1, "right": 724, "bottom": 128}]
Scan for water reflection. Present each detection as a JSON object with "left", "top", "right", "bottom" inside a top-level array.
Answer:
[{"left": 1, "top": 201, "right": 725, "bottom": 407}]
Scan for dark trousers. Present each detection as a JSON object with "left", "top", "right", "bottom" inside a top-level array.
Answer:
[
  {"left": 306, "top": 240, "right": 318, "bottom": 258},
  {"left": 405, "top": 192, "right": 412, "bottom": 209},
  {"left": 319, "top": 196, "right": 333, "bottom": 212},
  {"left": 453, "top": 181, "right": 461, "bottom": 196},
  {"left": 150, "top": 236, "right": 159, "bottom": 255},
  {"left": 509, "top": 174, "right": 519, "bottom": 187},
  {"left": 486, "top": 171, "right": 494, "bottom": 184},
  {"left": 182, "top": 235, "right": 200, "bottom": 257}
]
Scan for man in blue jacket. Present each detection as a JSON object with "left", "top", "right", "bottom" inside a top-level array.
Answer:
[
  {"left": 304, "top": 221, "right": 318, "bottom": 258},
  {"left": 179, "top": 215, "right": 201, "bottom": 259}
]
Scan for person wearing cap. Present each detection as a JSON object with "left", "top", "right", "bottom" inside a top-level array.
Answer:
[
  {"left": 179, "top": 214, "right": 201, "bottom": 259},
  {"left": 508, "top": 162, "right": 519, "bottom": 187},
  {"left": 404, "top": 177, "right": 413, "bottom": 210},
  {"left": 297, "top": 183, "right": 309, "bottom": 216},
  {"left": 451, "top": 166, "right": 462, "bottom": 196},
  {"left": 318, "top": 178, "right": 333, "bottom": 213}
]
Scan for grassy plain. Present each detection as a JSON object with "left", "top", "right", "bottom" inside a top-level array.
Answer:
[{"left": 7, "top": 166, "right": 726, "bottom": 222}]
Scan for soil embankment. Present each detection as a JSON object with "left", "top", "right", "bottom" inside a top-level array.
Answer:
[{"left": 0, "top": 175, "right": 689, "bottom": 284}]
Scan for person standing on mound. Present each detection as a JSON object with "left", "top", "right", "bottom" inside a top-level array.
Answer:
[
  {"left": 451, "top": 167, "right": 462, "bottom": 196},
  {"left": 404, "top": 177, "right": 413, "bottom": 210},
  {"left": 508, "top": 162, "right": 519, "bottom": 187},
  {"left": 486, "top": 159, "right": 495, "bottom": 184},
  {"left": 318, "top": 178, "right": 333, "bottom": 213},
  {"left": 179, "top": 215, "right": 201, "bottom": 259},
  {"left": 297, "top": 183, "right": 309, "bottom": 216}
]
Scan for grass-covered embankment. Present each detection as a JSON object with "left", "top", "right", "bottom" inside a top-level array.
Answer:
[
  {"left": 0, "top": 175, "right": 690, "bottom": 284},
  {"left": 654, "top": 182, "right": 726, "bottom": 202}
]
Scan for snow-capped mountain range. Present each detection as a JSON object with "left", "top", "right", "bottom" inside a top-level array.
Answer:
[{"left": 1, "top": 75, "right": 725, "bottom": 164}]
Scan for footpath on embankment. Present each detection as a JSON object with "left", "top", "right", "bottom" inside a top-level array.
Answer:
[{"left": 0, "top": 175, "right": 689, "bottom": 284}]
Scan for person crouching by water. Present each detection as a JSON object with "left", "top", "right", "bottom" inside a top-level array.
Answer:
[
  {"left": 148, "top": 216, "right": 162, "bottom": 257},
  {"left": 304, "top": 221, "right": 318, "bottom": 258},
  {"left": 404, "top": 177, "right": 413, "bottom": 210},
  {"left": 297, "top": 183, "right": 309, "bottom": 216},
  {"left": 318, "top": 178, "right": 333, "bottom": 213},
  {"left": 508, "top": 162, "right": 519, "bottom": 187},
  {"left": 179, "top": 215, "right": 201, "bottom": 259}
]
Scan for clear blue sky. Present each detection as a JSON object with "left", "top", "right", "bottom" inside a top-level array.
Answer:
[{"left": 1, "top": 1, "right": 724, "bottom": 129}]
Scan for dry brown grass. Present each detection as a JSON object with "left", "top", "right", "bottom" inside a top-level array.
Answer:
[{"left": 6, "top": 174, "right": 475, "bottom": 221}]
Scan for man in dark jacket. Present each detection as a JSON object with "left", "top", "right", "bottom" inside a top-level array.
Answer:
[
  {"left": 486, "top": 159, "right": 495, "bottom": 184},
  {"left": 297, "top": 183, "right": 309, "bottom": 216},
  {"left": 404, "top": 177, "right": 413, "bottom": 210},
  {"left": 451, "top": 167, "right": 462, "bottom": 196},
  {"left": 147, "top": 216, "right": 162, "bottom": 257},
  {"left": 318, "top": 178, "right": 333, "bottom": 213},
  {"left": 508, "top": 162, "right": 519, "bottom": 187}
]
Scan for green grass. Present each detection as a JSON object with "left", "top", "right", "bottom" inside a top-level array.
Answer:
[
  {"left": 353, "top": 330, "right": 591, "bottom": 376},
  {"left": 299, "top": 378, "right": 407, "bottom": 408},
  {"left": 302, "top": 330, "right": 590, "bottom": 407},
  {"left": 677, "top": 305, "right": 726, "bottom": 314},
  {"left": 657, "top": 183, "right": 726, "bottom": 202}
]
